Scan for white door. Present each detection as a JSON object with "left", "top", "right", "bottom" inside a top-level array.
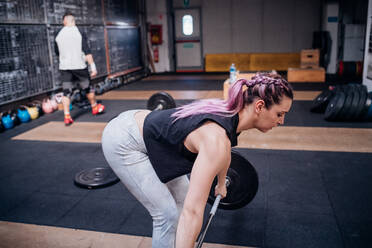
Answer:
[{"left": 174, "top": 8, "right": 203, "bottom": 72}]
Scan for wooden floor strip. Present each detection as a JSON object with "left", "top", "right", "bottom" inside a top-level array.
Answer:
[
  {"left": 142, "top": 75, "right": 228, "bottom": 80},
  {"left": 0, "top": 221, "right": 250, "bottom": 248},
  {"left": 293, "top": 91, "right": 320, "bottom": 100},
  {"left": 12, "top": 122, "right": 372, "bottom": 153},
  {"left": 96, "top": 90, "right": 320, "bottom": 101},
  {"left": 96, "top": 90, "right": 222, "bottom": 100},
  {"left": 12, "top": 121, "right": 106, "bottom": 143},
  {"left": 237, "top": 126, "right": 372, "bottom": 153}
]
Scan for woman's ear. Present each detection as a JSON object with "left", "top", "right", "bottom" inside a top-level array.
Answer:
[{"left": 255, "top": 99, "right": 265, "bottom": 114}]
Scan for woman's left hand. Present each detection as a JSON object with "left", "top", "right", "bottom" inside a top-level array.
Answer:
[{"left": 214, "top": 182, "right": 227, "bottom": 198}]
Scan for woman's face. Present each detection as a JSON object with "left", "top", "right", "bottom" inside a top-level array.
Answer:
[{"left": 255, "top": 96, "right": 292, "bottom": 133}]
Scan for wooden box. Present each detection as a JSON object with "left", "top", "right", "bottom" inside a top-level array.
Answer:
[
  {"left": 250, "top": 53, "right": 300, "bottom": 71},
  {"left": 300, "top": 49, "right": 319, "bottom": 69},
  {"left": 287, "top": 67, "right": 325, "bottom": 82}
]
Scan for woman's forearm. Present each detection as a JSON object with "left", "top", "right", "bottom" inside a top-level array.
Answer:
[
  {"left": 176, "top": 208, "right": 203, "bottom": 248},
  {"left": 217, "top": 164, "right": 229, "bottom": 185}
]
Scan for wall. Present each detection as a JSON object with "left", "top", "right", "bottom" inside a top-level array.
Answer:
[
  {"left": 151, "top": 0, "right": 365, "bottom": 74},
  {"left": 146, "top": 0, "right": 171, "bottom": 72},
  {"left": 174, "top": 0, "right": 321, "bottom": 55},
  {"left": 146, "top": 0, "right": 319, "bottom": 72},
  {"left": 322, "top": 2, "right": 340, "bottom": 73},
  {"left": 363, "top": 0, "right": 372, "bottom": 91}
]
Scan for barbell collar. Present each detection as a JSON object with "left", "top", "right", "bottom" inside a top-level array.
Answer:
[{"left": 155, "top": 104, "right": 163, "bottom": 111}]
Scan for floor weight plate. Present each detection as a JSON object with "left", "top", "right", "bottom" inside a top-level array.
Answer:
[
  {"left": 310, "top": 89, "right": 335, "bottom": 113},
  {"left": 355, "top": 85, "right": 368, "bottom": 120},
  {"left": 74, "top": 167, "right": 120, "bottom": 189},
  {"left": 324, "top": 91, "right": 346, "bottom": 121},
  {"left": 147, "top": 92, "right": 176, "bottom": 111},
  {"left": 208, "top": 151, "right": 259, "bottom": 210},
  {"left": 348, "top": 85, "right": 361, "bottom": 121},
  {"left": 338, "top": 85, "right": 354, "bottom": 121}
]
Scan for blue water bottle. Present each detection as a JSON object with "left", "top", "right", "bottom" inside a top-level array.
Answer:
[{"left": 229, "top": 63, "right": 236, "bottom": 84}]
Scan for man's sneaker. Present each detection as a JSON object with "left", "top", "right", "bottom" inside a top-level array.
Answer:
[
  {"left": 64, "top": 115, "right": 74, "bottom": 126},
  {"left": 92, "top": 103, "right": 105, "bottom": 115}
]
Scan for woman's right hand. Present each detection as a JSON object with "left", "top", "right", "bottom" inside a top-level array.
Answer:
[{"left": 214, "top": 182, "right": 227, "bottom": 198}]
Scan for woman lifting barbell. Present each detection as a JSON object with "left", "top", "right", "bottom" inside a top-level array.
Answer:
[{"left": 101, "top": 72, "right": 293, "bottom": 248}]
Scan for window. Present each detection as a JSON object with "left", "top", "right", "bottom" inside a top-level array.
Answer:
[{"left": 182, "top": 15, "right": 193, "bottom": 35}]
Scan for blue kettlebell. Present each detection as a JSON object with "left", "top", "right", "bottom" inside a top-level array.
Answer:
[
  {"left": 17, "top": 107, "right": 31, "bottom": 123},
  {"left": 1, "top": 113, "right": 14, "bottom": 129}
]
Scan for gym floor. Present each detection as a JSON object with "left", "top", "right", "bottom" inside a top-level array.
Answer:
[{"left": 1, "top": 74, "right": 372, "bottom": 248}]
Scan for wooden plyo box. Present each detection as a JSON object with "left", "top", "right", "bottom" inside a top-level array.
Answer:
[
  {"left": 287, "top": 67, "right": 325, "bottom": 82},
  {"left": 300, "top": 49, "right": 319, "bottom": 69}
]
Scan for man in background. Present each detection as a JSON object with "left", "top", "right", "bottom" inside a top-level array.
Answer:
[{"left": 55, "top": 12, "right": 105, "bottom": 126}]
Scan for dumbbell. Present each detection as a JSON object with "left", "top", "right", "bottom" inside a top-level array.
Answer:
[{"left": 147, "top": 92, "right": 176, "bottom": 111}]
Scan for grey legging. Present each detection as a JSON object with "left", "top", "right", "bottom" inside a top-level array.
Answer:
[{"left": 101, "top": 110, "right": 189, "bottom": 248}]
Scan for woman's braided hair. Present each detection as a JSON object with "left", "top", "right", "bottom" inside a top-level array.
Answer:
[
  {"left": 172, "top": 72, "right": 293, "bottom": 120},
  {"left": 241, "top": 73, "right": 293, "bottom": 109}
]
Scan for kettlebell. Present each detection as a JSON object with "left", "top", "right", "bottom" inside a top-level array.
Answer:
[
  {"left": 17, "top": 107, "right": 31, "bottom": 123},
  {"left": 71, "top": 90, "right": 82, "bottom": 103},
  {"left": 95, "top": 82, "right": 105, "bottom": 95},
  {"left": 104, "top": 78, "right": 112, "bottom": 91},
  {"left": 26, "top": 105, "right": 39, "bottom": 120},
  {"left": 9, "top": 110, "right": 20, "bottom": 126},
  {"left": 42, "top": 98, "right": 54, "bottom": 114},
  {"left": 50, "top": 97, "right": 58, "bottom": 110},
  {"left": 32, "top": 100, "right": 44, "bottom": 116},
  {"left": 1, "top": 112, "right": 14, "bottom": 129},
  {"left": 116, "top": 77, "right": 123, "bottom": 88}
]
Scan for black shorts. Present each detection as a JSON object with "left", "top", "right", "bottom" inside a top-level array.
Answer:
[{"left": 60, "top": 69, "right": 90, "bottom": 90}]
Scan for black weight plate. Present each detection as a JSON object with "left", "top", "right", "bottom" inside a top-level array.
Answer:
[
  {"left": 361, "top": 91, "right": 372, "bottom": 120},
  {"left": 324, "top": 91, "right": 346, "bottom": 121},
  {"left": 348, "top": 85, "right": 361, "bottom": 121},
  {"left": 74, "top": 167, "right": 120, "bottom": 189},
  {"left": 337, "top": 85, "right": 353, "bottom": 120},
  {"left": 147, "top": 92, "right": 176, "bottom": 111},
  {"left": 355, "top": 85, "right": 368, "bottom": 120},
  {"left": 208, "top": 151, "right": 259, "bottom": 210},
  {"left": 338, "top": 84, "right": 349, "bottom": 93},
  {"left": 310, "top": 89, "right": 335, "bottom": 113},
  {"left": 366, "top": 92, "right": 372, "bottom": 120}
]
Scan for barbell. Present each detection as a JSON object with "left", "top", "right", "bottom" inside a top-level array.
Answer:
[
  {"left": 147, "top": 91, "right": 176, "bottom": 111},
  {"left": 72, "top": 91, "right": 259, "bottom": 248},
  {"left": 74, "top": 92, "right": 259, "bottom": 208},
  {"left": 73, "top": 92, "right": 260, "bottom": 233}
]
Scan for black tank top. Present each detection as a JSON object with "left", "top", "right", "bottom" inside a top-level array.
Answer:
[{"left": 143, "top": 108, "right": 240, "bottom": 183}]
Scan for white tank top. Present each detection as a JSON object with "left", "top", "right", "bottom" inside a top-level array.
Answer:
[{"left": 55, "top": 26, "right": 87, "bottom": 70}]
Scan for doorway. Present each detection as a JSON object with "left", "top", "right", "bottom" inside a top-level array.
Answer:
[{"left": 174, "top": 8, "right": 203, "bottom": 72}]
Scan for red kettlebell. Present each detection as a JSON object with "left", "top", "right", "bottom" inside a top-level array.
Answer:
[{"left": 42, "top": 98, "right": 54, "bottom": 114}]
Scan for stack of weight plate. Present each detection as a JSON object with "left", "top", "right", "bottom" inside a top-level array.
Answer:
[{"left": 310, "top": 84, "right": 372, "bottom": 122}]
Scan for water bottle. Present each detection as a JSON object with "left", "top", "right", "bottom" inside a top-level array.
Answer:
[{"left": 229, "top": 63, "right": 236, "bottom": 84}]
